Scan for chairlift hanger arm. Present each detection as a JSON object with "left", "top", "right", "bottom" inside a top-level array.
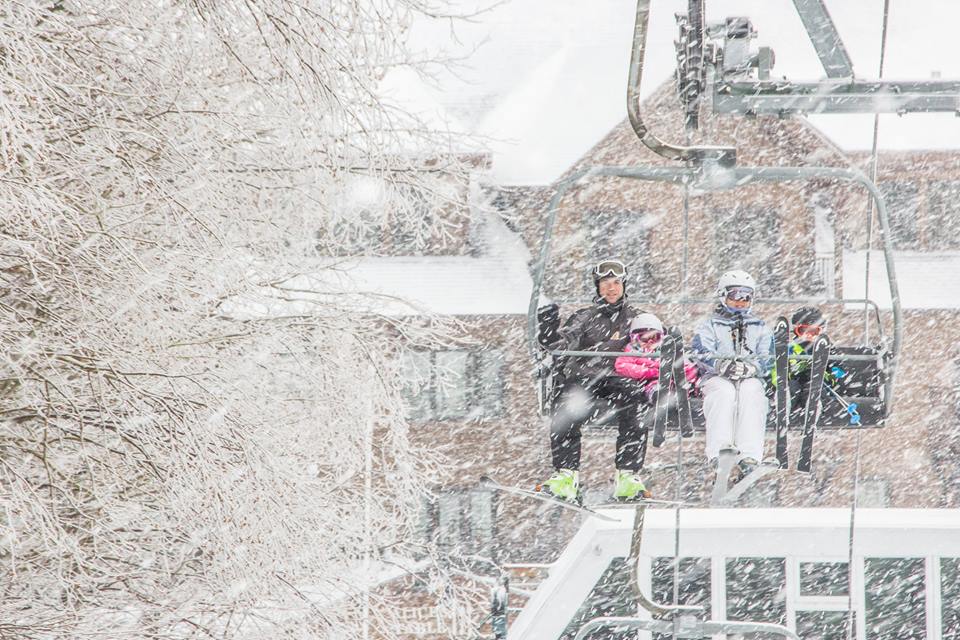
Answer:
[
  {"left": 628, "top": 506, "right": 703, "bottom": 617},
  {"left": 628, "top": 0, "right": 735, "bottom": 166}
]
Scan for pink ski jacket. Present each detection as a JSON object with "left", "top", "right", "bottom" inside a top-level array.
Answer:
[{"left": 614, "top": 346, "right": 700, "bottom": 386}]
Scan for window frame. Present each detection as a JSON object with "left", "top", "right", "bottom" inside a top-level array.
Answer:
[{"left": 419, "top": 487, "right": 498, "bottom": 557}]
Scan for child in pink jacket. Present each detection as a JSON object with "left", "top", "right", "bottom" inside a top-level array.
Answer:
[{"left": 615, "top": 314, "right": 698, "bottom": 403}]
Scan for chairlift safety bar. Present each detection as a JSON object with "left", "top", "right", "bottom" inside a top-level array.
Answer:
[{"left": 527, "top": 165, "right": 901, "bottom": 416}]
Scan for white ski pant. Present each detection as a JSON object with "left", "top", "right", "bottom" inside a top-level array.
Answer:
[{"left": 702, "top": 376, "right": 768, "bottom": 462}]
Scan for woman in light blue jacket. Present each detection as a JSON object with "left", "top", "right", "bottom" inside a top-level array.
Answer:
[{"left": 691, "top": 270, "right": 774, "bottom": 478}]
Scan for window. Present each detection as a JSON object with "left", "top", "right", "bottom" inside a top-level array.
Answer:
[
  {"left": 420, "top": 488, "right": 497, "bottom": 557},
  {"left": 878, "top": 181, "right": 919, "bottom": 249},
  {"left": 856, "top": 478, "right": 890, "bottom": 508},
  {"left": 795, "top": 561, "right": 852, "bottom": 638},
  {"left": 390, "top": 184, "right": 437, "bottom": 255},
  {"left": 864, "top": 557, "right": 926, "bottom": 640},
  {"left": 585, "top": 210, "right": 654, "bottom": 297},
  {"left": 927, "top": 181, "right": 960, "bottom": 250},
  {"left": 942, "top": 557, "right": 960, "bottom": 639},
  {"left": 795, "top": 611, "right": 853, "bottom": 640},
  {"left": 652, "top": 557, "right": 711, "bottom": 639},
  {"left": 402, "top": 349, "right": 504, "bottom": 421},
  {"left": 712, "top": 206, "right": 782, "bottom": 296},
  {"left": 800, "top": 561, "right": 849, "bottom": 597},
  {"left": 726, "top": 557, "right": 787, "bottom": 632},
  {"left": 435, "top": 350, "right": 469, "bottom": 418}
]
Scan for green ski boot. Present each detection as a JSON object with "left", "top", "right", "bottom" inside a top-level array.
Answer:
[
  {"left": 613, "top": 469, "right": 651, "bottom": 501},
  {"left": 539, "top": 469, "right": 581, "bottom": 503}
]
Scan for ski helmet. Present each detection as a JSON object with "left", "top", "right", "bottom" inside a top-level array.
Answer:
[
  {"left": 792, "top": 306, "right": 825, "bottom": 339},
  {"left": 716, "top": 269, "right": 757, "bottom": 314},
  {"left": 592, "top": 258, "right": 628, "bottom": 296},
  {"left": 629, "top": 313, "right": 664, "bottom": 335},
  {"left": 791, "top": 306, "right": 823, "bottom": 327}
]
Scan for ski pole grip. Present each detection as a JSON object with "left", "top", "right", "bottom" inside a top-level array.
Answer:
[{"left": 847, "top": 402, "right": 861, "bottom": 426}]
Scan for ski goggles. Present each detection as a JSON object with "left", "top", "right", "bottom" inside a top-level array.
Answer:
[
  {"left": 724, "top": 286, "right": 754, "bottom": 302},
  {"left": 630, "top": 329, "right": 662, "bottom": 343},
  {"left": 593, "top": 259, "right": 627, "bottom": 280},
  {"left": 794, "top": 323, "right": 823, "bottom": 338}
]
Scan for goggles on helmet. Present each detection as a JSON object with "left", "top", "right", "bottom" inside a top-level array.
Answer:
[
  {"left": 593, "top": 259, "right": 627, "bottom": 280},
  {"left": 630, "top": 329, "right": 663, "bottom": 344},
  {"left": 724, "top": 286, "right": 754, "bottom": 302},
  {"left": 794, "top": 323, "right": 822, "bottom": 338}
]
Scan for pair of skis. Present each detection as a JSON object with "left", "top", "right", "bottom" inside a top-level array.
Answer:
[
  {"left": 480, "top": 476, "right": 684, "bottom": 522},
  {"left": 651, "top": 328, "right": 694, "bottom": 448},
  {"left": 714, "top": 317, "right": 833, "bottom": 503},
  {"left": 772, "top": 315, "right": 832, "bottom": 473}
]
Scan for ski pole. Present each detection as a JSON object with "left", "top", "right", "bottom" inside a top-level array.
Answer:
[{"left": 822, "top": 382, "right": 861, "bottom": 426}]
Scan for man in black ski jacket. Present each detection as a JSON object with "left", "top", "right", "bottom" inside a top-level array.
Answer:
[{"left": 535, "top": 259, "right": 650, "bottom": 502}]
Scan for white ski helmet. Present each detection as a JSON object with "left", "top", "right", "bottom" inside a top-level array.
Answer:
[
  {"left": 715, "top": 269, "right": 757, "bottom": 299},
  {"left": 629, "top": 313, "right": 664, "bottom": 335}
]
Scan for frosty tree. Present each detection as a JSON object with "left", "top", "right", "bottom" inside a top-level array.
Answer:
[{"left": 0, "top": 1, "right": 474, "bottom": 637}]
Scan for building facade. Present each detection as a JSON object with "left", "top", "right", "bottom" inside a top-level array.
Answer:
[{"left": 363, "top": 85, "right": 960, "bottom": 638}]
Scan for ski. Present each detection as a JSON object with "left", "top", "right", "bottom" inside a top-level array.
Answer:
[
  {"left": 592, "top": 497, "right": 691, "bottom": 508},
  {"left": 797, "top": 334, "right": 831, "bottom": 473},
  {"left": 709, "top": 447, "right": 739, "bottom": 506},
  {"left": 670, "top": 328, "right": 694, "bottom": 438},
  {"left": 479, "top": 476, "right": 618, "bottom": 522},
  {"left": 717, "top": 461, "right": 780, "bottom": 505},
  {"left": 773, "top": 316, "right": 791, "bottom": 469},
  {"left": 651, "top": 331, "right": 677, "bottom": 448}
]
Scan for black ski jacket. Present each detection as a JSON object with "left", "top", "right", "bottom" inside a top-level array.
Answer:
[{"left": 539, "top": 297, "right": 643, "bottom": 385}]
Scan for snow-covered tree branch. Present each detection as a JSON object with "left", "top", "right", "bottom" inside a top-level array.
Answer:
[{"left": 0, "top": 1, "right": 479, "bottom": 637}]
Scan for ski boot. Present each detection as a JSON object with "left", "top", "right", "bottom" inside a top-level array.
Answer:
[
  {"left": 538, "top": 469, "right": 581, "bottom": 504},
  {"left": 613, "top": 469, "right": 652, "bottom": 501},
  {"left": 731, "top": 457, "right": 758, "bottom": 484}
]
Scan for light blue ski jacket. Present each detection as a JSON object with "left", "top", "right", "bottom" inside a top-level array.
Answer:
[{"left": 691, "top": 305, "right": 774, "bottom": 381}]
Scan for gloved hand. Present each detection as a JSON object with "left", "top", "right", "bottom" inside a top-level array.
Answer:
[
  {"left": 720, "top": 359, "right": 757, "bottom": 381},
  {"left": 536, "top": 303, "right": 561, "bottom": 346},
  {"left": 537, "top": 303, "right": 559, "bottom": 325}
]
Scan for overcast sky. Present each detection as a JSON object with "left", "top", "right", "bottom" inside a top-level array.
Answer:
[{"left": 390, "top": 0, "right": 960, "bottom": 184}]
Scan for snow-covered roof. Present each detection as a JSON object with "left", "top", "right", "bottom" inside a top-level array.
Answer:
[
  {"left": 843, "top": 249, "right": 960, "bottom": 309},
  {"left": 227, "top": 209, "right": 533, "bottom": 319},
  {"left": 805, "top": 113, "right": 960, "bottom": 152},
  {"left": 279, "top": 253, "right": 532, "bottom": 317}
]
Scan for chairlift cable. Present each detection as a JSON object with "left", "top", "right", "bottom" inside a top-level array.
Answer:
[
  {"left": 862, "top": 0, "right": 892, "bottom": 343},
  {"left": 671, "top": 94, "right": 697, "bottom": 626},
  {"left": 849, "top": 3, "right": 892, "bottom": 638}
]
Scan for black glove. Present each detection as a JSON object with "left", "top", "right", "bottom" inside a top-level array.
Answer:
[
  {"left": 537, "top": 303, "right": 560, "bottom": 347},
  {"left": 720, "top": 360, "right": 757, "bottom": 381}
]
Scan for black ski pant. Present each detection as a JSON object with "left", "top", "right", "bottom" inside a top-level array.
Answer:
[{"left": 549, "top": 376, "right": 651, "bottom": 472}]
